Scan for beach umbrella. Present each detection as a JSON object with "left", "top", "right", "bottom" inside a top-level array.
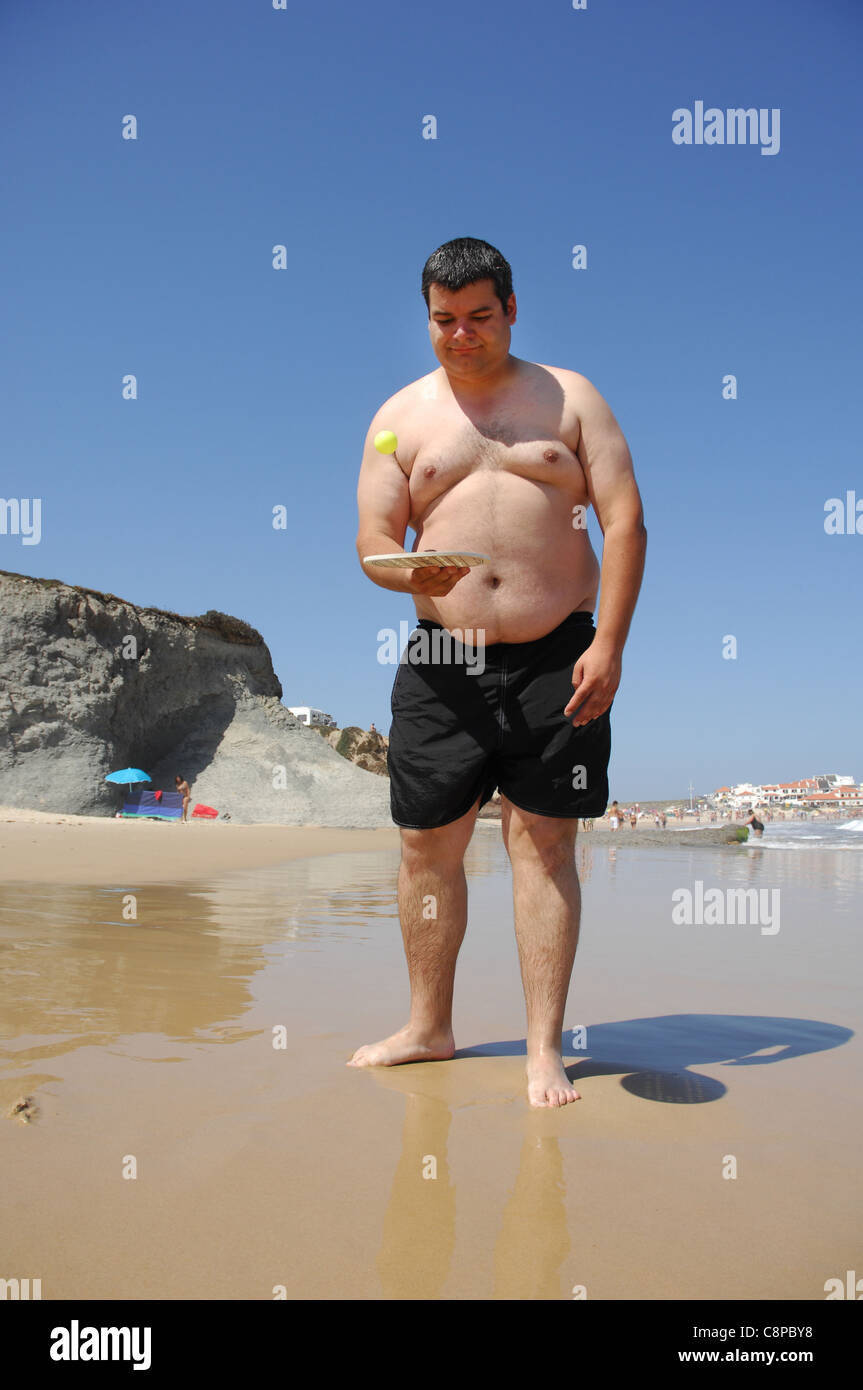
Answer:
[{"left": 106, "top": 767, "right": 151, "bottom": 795}]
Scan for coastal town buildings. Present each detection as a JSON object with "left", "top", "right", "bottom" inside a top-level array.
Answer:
[{"left": 711, "top": 775, "right": 862, "bottom": 811}]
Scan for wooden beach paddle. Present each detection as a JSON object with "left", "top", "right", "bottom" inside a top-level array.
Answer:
[{"left": 363, "top": 550, "right": 490, "bottom": 569}]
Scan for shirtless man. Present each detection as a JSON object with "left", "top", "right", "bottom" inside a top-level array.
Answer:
[
  {"left": 174, "top": 774, "right": 191, "bottom": 823},
  {"left": 348, "top": 237, "right": 646, "bottom": 1107}
]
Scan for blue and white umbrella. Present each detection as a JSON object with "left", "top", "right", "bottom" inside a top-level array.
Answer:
[{"left": 105, "top": 768, "right": 151, "bottom": 795}]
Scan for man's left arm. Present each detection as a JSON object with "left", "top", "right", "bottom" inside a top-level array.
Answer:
[{"left": 564, "top": 375, "right": 647, "bottom": 726}]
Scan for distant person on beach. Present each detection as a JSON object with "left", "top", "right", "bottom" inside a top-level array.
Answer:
[
  {"left": 744, "top": 812, "right": 765, "bottom": 838},
  {"left": 660, "top": 811, "right": 667, "bottom": 829},
  {"left": 174, "top": 775, "right": 191, "bottom": 823},
  {"left": 609, "top": 801, "right": 621, "bottom": 830},
  {"left": 351, "top": 237, "right": 646, "bottom": 1107},
  {"left": 369, "top": 722, "right": 377, "bottom": 732},
  {"left": 629, "top": 809, "right": 637, "bottom": 829}
]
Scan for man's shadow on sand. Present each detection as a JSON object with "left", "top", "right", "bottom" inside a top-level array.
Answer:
[{"left": 455, "top": 1015, "right": 853, "bottom": 1103}]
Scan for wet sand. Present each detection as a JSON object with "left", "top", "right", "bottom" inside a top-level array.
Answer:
[{"left": 1, "top": 826, "right": 860, "bottom": 1300}]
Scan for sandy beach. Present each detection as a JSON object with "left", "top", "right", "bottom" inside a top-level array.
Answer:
[
  {"left": 0, "top": 804, "right": 761, "bottom": 886},
  {"left": 0, "top": 805, "right": 400, "bottom": 885},
  {"left": 1, "top": 804, "right": 860, "bottom": 1301}
]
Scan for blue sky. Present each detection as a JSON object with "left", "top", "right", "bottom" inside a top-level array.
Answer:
[{"left": 1, "top": 0, "right": 860, "bottom": 799}]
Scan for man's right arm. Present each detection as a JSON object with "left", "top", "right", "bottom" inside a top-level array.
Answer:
[
  {"left": 355, "top": 411, "right": 417, "bottom": 594},
  {"left": 355, "top": 410, "right": 469, "bottom": 598}
]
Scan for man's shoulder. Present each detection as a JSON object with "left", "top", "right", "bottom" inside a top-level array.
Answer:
[
  {"left": 374, "top": 370, "right": 441, "bottom": 418},
  {"left": 532, "top": 363, "right": 598, "bottom": 396}
]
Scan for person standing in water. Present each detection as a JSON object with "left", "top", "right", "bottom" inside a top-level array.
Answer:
[{"left": 350, "top": 237, "right": 646, "bottom": 1107}]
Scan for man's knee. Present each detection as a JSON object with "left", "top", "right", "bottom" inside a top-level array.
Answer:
[
  {"left": 400, "top": 800, "right": 479, "bottom": 868},
  {"left": 502, "top": 799, "right": 578, "bottom": 871}
]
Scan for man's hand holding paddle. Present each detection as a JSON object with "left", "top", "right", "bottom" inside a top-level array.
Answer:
[
  {"left": 406, "top": 563, "right": 471, "bottom": 597},
  {"left": 361, "top": 545, "right": 488, "bottom": 597}
]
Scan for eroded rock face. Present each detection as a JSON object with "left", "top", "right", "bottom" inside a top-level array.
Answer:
[
  {"left": 0, "top": 570, "right": 392, "bottom": 827},
  {"left": 324, "top": 726, "right": 389, "bottom": 777}
]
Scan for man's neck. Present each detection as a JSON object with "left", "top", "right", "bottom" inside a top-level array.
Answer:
[{"left": 444, "top": 353, "right": 522, "bottom": 401}]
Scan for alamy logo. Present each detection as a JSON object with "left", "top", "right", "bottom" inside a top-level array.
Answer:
[
  {"left": 50, "top": 1321, "right": 151, "bottom": 1371},
  {"left": 671, "top": 881, "right": 780, "bottom": 935},
  {"left": 824, "top": 491, "right": 863, "bottom": 534},
  {"left": 0, "top": 497, "right": 41, "bottom": 544},
  {"left": 377, "top": 621, "right": 486, "bottom": 674},
  {"left": 824, "top": 1270, "right": 863, "bottom": 1299},
  {"left": 672, "top": 102, "right": 780, "bottom": 156},
  {"left": 1, "top": 1277, "right": 41, "bottom": 1299}
]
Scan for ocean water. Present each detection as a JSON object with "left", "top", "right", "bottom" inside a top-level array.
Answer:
[{"left": 739, "top": 818, "right": 863, "bottom": 851}]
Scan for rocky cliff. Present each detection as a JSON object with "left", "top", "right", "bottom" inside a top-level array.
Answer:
[
  {"left": 323, "top": 725, "right": 389, "bottom": 776},
  {"left": 0, "top": 570, "right": 392, "bottom": 827}
]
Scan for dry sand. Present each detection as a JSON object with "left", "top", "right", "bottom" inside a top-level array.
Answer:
[{"left": 0, "top": 804, "right": 400, "bottom": 885}]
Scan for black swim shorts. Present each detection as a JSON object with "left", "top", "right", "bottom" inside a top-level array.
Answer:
[{"left": 387, "top": 611, "right": 611, "bottom": 829}]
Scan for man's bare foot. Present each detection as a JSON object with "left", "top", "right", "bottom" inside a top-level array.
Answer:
[
  {"left": 526, "top": 1052, "right": 581, "bottom": 1108},
  {"left": 347, "top": 1024, "right": 455, "bottom": 1068}
]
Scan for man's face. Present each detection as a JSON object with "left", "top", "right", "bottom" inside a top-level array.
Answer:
[{"left": 427, "top": 279, "right": 516, "bottom": 378}]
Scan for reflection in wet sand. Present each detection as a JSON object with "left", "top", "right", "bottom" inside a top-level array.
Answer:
[
  {"left": 493, "top": 1132, "right": 569, "bottom": 1301},
  {"left": 0, "top": 853, "right": 406, "bottom": 1060},
  {"left": 375, "top": 1087, "right": 571, "bottom": 1301},
  {"left": 376, "top": 1094, "right": 456, "bottom": 1299}
]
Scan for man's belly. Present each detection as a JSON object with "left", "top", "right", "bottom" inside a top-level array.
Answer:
[{"left": 412, "top": 528, "right": 601, "bottom": 644}]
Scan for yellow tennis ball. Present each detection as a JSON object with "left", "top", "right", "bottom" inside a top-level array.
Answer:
[{"left": 374, "top": 430, "right": 398, "bottom": 454}]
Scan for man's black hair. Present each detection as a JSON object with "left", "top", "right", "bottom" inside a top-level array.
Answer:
[{"left": 421, "top": 237, "right": 513, "bottom": 317}]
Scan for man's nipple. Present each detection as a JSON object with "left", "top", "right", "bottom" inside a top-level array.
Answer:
[
  {"left": 424, "top": 465, "right": 436, "bottom": 478},
  {"left": 543, "top": 448, "right": 559, "bottom": 463}
]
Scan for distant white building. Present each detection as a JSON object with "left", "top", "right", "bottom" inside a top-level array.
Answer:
[
  {"left": 287, "top": 706, "right": 337, "bottom": 729},
  {"left": 726, "top": 782, "right": 760, "bottom": 809}
]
